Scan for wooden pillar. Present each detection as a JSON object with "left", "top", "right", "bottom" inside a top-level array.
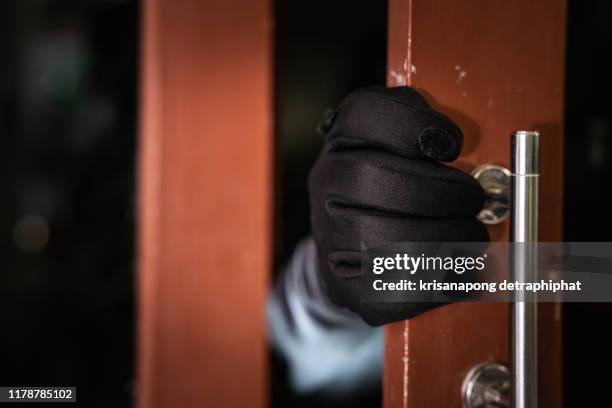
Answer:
[
  {"left": 137, "top": 0, "right": 272, "bottom": 407},
  {"left": 385, "top": 1, "right": 565, "bottom": 407}
]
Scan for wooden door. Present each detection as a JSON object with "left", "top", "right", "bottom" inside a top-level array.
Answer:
[
  {"left": 384, "top": 1, "right": 565, "bottom": 407},
  {"left": 137, "top": 0, "right": 273, "bottom": 407}
]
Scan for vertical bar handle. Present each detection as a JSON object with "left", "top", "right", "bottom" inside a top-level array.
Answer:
[{"left": 511, "top": 131, "right": 540, "bottom": 408}]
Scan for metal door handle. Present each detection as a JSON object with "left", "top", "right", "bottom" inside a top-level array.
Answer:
[
  {"left": 511, "top": 131, "right": 539, "bottom": 408},
  {"left": 462, "top": 131, "right": 540, "bottom": 408}
]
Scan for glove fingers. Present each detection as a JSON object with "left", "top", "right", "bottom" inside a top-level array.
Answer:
[
  {"left": 324, "top": 86, "right": 463, "bottom": 162},
  {"left": 312, "top": 151, "right": 486, "bottom": 219},
  {"left": 316, "top": 216, "right": 489, "bottom": 278},
  {"left": 310, "top": 86, "right": 490, "bottom": 325},
  {"left": 327, "top": 215, "right": 490, "bottom": 251}
]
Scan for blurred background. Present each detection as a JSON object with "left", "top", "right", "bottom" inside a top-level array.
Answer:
[
  {"left": 0, "top": 0, "right": 611, "bottom": 406},
  {"left": 0, "top": 1, "right": 138, "bottom": 407}
]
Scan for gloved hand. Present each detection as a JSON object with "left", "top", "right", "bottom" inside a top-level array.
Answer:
[{"left": 308, "top": 86, "right": 489, "bottom": 326}]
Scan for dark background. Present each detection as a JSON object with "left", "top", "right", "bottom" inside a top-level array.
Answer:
[
  {"left": 563, "top": 0, "right": 612, "bottom": 406},
  {"left": 0, "top": 1, "right": 139, "bottom": 407},
  {"left": 0, "top": 0, "right": 610, "bottom": 406}
]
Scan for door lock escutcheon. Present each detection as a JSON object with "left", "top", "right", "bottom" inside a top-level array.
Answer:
[
  {"left": 462, "top": 362, "right": 511, "bottom": 408},
  {"left": 471, "top": 164, "right": 511, "bottom": 225}
]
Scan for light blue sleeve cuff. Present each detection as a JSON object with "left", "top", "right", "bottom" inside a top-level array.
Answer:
[{"left": 267, "top": 237, "right": 383, "bottom": 395}]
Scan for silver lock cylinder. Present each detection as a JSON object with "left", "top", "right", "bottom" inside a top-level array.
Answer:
[
  {"left": 471, "top": 164, "right": 511, "bottom": 225},
  {"left": 462, "top": 362, "right": 511, "bottom": 408}
]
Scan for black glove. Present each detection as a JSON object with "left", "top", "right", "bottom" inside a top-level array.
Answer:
[{"left": 308, "top": 86, "right": 489, "bottom": 326}]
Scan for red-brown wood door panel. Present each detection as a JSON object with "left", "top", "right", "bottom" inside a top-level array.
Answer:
[
  {"left": 385, "top": 1, "right": 565, "bottom": 407},
  {"left": 137, "top": 0, "right": 273, "bottom": 407}
]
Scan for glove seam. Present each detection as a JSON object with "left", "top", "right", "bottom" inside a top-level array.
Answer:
[
  {"left": 331, "top": 154, "right": 483, "bottom": 192},
  {"left": 325, "top": 196, "right": 483, "bottom": 220}
]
